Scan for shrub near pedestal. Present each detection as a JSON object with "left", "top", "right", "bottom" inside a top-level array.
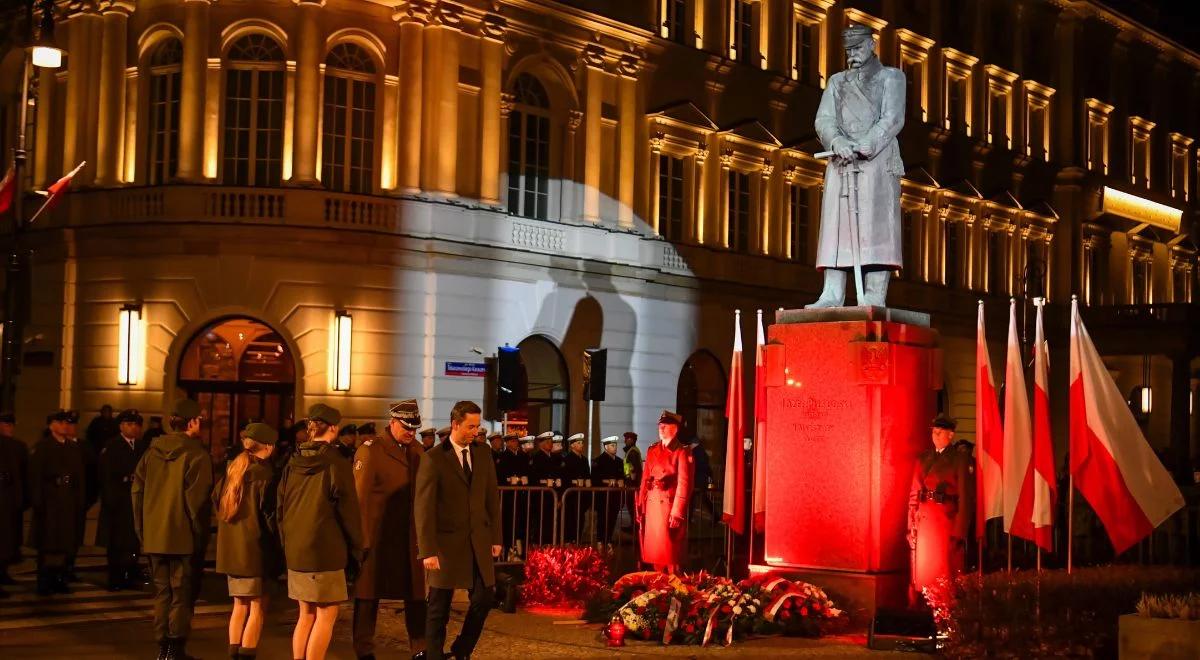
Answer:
[{"left": 1119, "top": 593, "right": 1200, "bottom": 660}]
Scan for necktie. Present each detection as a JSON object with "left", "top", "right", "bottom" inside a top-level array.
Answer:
[{"left": 461, "top": 448, "right": 473, "bottom": 483}]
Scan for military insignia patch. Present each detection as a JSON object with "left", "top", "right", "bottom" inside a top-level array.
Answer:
[{"left": 354, "top": 460, "right": 363, "bottom": 471}]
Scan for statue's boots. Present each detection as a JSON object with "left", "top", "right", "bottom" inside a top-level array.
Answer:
[
  {"left": 862, "top": 270, "right": 891, "bottom": 307},
  {"left": 805, "top": 269, "right": 847, "bottom": 308}
]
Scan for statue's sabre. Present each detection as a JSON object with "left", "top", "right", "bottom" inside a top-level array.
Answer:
[{"left": 815, "top": 151, "right": 866, "bottom": 305}]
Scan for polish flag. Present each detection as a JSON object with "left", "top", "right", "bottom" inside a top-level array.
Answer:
[
  {"left": 1028, "top": 299, "right": 1057, "bottom": 551},
  {"left": 30, "top": 161, "right": 85, "bottom": 223},
  {"left": 1069, "top": 299, "right": 1184, "bottom": 554},
  {"left": 722, "top": 311, "right": 746, "bottom": 535},
  {"left": 751, "top": 310, "right": 767, "bottom": 532},
  {"left": 975, "top": 302, "right": 1004, "bottom": 538},
  {"left": 1002, "top": 300, "right": 1034, "bottom": 540}
]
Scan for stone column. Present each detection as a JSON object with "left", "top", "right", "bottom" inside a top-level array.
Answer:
[
  {"left": 33, "top": 66, "right": 56, "bottom": 186},
  {"left": 649, "top": 127, "right": 663, "bottom": 233},
  {"left": 394, "top": 2, "right": 427, "bottom": 194},
  {"left": 478, "top": 13, "right": 506, "bottom": 205},
  {"left": 692, "top": 141, "right": 709, "bottom": 244},
  {"left": 63, "top": 7, "right": 100, "bottom": 185},
  {"left": 617, "top": 53, "right": 639, "bottom": 228},
  {"left": 177, "top": 0, "right": 211, "bottom": 182},
  {"left": 562, "top": 108, "right": 582, "bottom": 220},
  {"left": 421, "top": 2, "right": 461, "bottom": 196},
  {"left": 1052, "top": 7, "right": 1079, "bottom": 166},
  {"left": 581, "top": 44, "right": 605, "bottom": 223},
  {"left": 96, "top": 2, "right": 131, "bottom": 186},
  {"left": 290, "top": 0, "right": 323, "bottom": 186},
  {"left": 123, "top": 66, "right": 138, "bottom": 183}
]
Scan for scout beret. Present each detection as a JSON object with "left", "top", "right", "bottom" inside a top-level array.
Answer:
[
  {"left": 242, "top": 422, "right": 278, "bottom": 446},
  {"left": 842, "top": 24, "right": 874, "bottom": 46},
  {"left": 388, "top": 399, "right": 422, "bottom": 430},
  {"left": 568, "top": 433, "right": 585, "bottom": 444},
  {"left": 623, "top": 431, "right": 638, "bottom": 440},
  {"left": 116, "top": 409, "right": 144, "bottom": 425},
  {"left": 602, "top": 435, "right": 619, "bottom": 445},
  {"left": 0, "top": 411, "right": 15, "bottom": 424},
  {"left": 436, "top": 426, "right": 451, "bottom": 438},
  {"left": 171, "top": 399, "right": 203, "bottom": 420},
  {"left": 307, "top": 403, "right": 342, "bottom": 426},
  {"left": 357, "top": 422, "right": 376, "bottom": 436},
  {"left": 658, "top": 410, "right": 684, "bottom": 426},
  {"left": 419, "top": 427, "right": 435, "bottom": 437},
  {"left": 931, "top": 413, "right": 958, "bottom": 431},
  {"left": 536, "top": 431, "right": 554, "bottom": 441},
  {"left": 339, "top": 423, "right": 358, "bottom": 437}
]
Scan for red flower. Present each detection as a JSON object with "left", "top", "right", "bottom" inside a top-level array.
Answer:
[
  {"left": 721, "top": 605, "right": 732, "bottom": 614},
  {"left": 781, "top": 609, "right": 792, "bottom": 620},
  {"left": 781, "top": 600, "right": 792, "bottom": 611},
  {"left": 642, "top": 629, "right": 652, "bottom": 640},
  {"left": 632, "top": 589, "right": 644, "bottom": 598},
  {"left": 813, "top": 602, "right": 821, "bottom": 611},
  {"left": 800, "top": 606, "right": 809, "bottom": 616},
  {"left": 684, "top": 624, "right": 695, "bottom": 633}
]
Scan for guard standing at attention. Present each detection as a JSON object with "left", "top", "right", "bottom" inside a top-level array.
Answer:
[
  {"left": 0, "top": 412, "right": 29, "bottom": 594},
  {"left": 636, "top": 411, "right": 693, "bottom": 574},
  {"left": 132, "top": 399, "right": 214, "bottom": 660},
  {"left": 98, "top": 409, "right": 148, "bottom": 591},
  {"left": 29, "top": 410, "right": 86, "bottom": 595},
  {"left": 352, "top": 400, "right": 427, "bottom": 660},
  {"left": 907, "top": 414, "right": 973, "bottom": 599},
  {"left": 592, "top": 436, "right": 625, "bottom": 544}
]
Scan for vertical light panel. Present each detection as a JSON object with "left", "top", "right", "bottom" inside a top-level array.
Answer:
[
  {"left": 332, "top": 310, "right": 352, "bottom": 392},
  {"left": 117, "top": 303, "right": 144, "bottom": 386}
]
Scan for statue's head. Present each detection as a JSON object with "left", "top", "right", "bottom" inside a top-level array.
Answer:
[{"left": 842, "top": 24, "right": 876, "bottom": 69}]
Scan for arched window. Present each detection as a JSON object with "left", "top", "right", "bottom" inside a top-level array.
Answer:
[
  {"left": 321, "top": 43, "right": 377, "bottom": 194},
  {"left": 223, "top": 34, "right": 285, "bottom": 186},
  {"left": 507, "top": 73, "right": 551, "bottom": 220},
  {"left": 516, "top": 335, "right": 570, "bottom": 434},
  {"left": 147, "top": 38, "right": 182, "bottom": 185},
  {"left": 678, "top": 350, "right": 728, "bottom": 483}
]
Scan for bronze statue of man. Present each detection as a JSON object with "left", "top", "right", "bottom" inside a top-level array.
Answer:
[{"left": 809, "top": 24, "right": 906, "bottom": 308}]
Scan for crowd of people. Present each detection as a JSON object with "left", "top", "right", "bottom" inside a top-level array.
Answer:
[{"left": 0, "top": 400, "right": 704, "bottom": 660}]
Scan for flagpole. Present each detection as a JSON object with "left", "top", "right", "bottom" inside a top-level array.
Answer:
[
  {"left": 26, "top": 161, "right": 85, "bottom": 226},
  {"left": 1067, "top": 474, "right": 1074, "bottom": 574}
]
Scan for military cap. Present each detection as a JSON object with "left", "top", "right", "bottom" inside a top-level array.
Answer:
[
  {"left": 488, "top": 432, "right": 503, "bottom": 441},
  {"left": 519, "top": 435, "right": 535, "bottom": 446},
  {"left": 436, "top": 426, "right": 451, "bottom": 439},
  {"left": 171, "top": 399, "right": 203, "bottom": 420},
  {"left": 503, "top": 432, "right": 519, "bottom": 441},
  {"left": 623, "top": 431, "right": 638, "bottom": 440},
  {"left": 419, "top": 427, "right": 436, "bottom": 437},
  {"left": 242, "top": 422, "right": 278, "bottom": 446},
  {"left": 842, "top": 24, "right": 874, "bottom": 46},
  {"left": 339, "top": 423, "right": 358, "bottom": 437},
  {"left": 47, "top": 409, "right": 75, "bottom": 424},
  {"left": 388, "top": 399, "right": 422, "bottom": 430},
  {"left": 116, "top": 409, "right": 144, "bottom": 425},
  {"left": 476, "top": 426, "right": 490, "bottom": 436},
  {"left": 307, "top": 403, "right": 342, "bottom": 426},
  {"left": 535, "top": 431, "right": 554, "bottom": 441},
  {"left": 357, "top": 422, "right": 376, "bottom": 436},
  {"left": 0, "top": 412, "right": 15, "bottom": 424},
  {"left": 931, "top": 413, "right": 958, "bottom": 431},
  {"left": 658, "top": 410, "right": 684, "bottom": 426},
  {"left": 568, "top": 433, "right": 585, "bottom": 445},
  {"left": 602, "top": 435, "right": 619, "bottom": 445}
]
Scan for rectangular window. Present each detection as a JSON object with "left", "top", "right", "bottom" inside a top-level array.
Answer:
[
  {"left": 1025, "top": 239, "right": 1047, "bottom": 299},
  {"left": 945, "top": 221, "right": 962, "bottom": 288},
  {"left": 1083, "top": 241, "right": 1105, "bottom": 305},
  {"left": 988, "top": 231, "right": 1006, "bottom": 294},
  {"left": 1129, "top": 117, "right": 1155, "bottom": 188},
  {"left": 148, "top": 69, "right": 181, "bottom": 185},
  {"left": 734, "top": 1, "right": 755, "bottom": 65},
  {"left": 506, "top": 109, "right": 551, "bottom": 220},
  {"left": 1169, "top": 133, "right": 1192, "bottom": 200},
  {"left": 792, "top": 20, "right": 816, "bottom": 82},
  {"left": 1173, "top": 268, "right": 1192, "bottom": 303},
  {"left": 657, "top": 154, "right": 686, "bottom": 242},
  {"left": 989, "top": 92, "right": 1007, "bottom": 147},
  {"left": 902, "top": 60, "right": 923, "bottom": 120},
  {"left": 1084, "top": 98, "right": 1113, "bottom": 174},
  {"left": 789, "top": 185, "right": 810, "bottom": 261},
  {"left": 728, "top": 170, "right": 752, "bottom": 252},
  {"left": 947, "top": 77, "right": 967, "bottom": 133},
  {"left": 1132, "top": 258, "right": 1152, "bottom": 304},
  {"left": 899, "top": 210, "right": 918, "bottom": 279},
  {"left": 665, "top": 0, "right": 687, "bottom": 44},
  {"left": 223, "top": 68, "right": 284, "bottom": 187}
]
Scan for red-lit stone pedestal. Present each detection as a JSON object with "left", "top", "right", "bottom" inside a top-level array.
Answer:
[{"left": 751, "top": 307, "right": 941, "bottom": 617}]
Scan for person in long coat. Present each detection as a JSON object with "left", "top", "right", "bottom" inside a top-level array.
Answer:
[
  {"left": 352, "top": 400, "right": 426, "bottom": 660},
  {"left": 907, "top": 415, "right": 973, "bottom": 599},
  {"left": 592, "top": 436, "right": 626, "bottom": 545},
  {"left": 97, "top": 409, "right": 148, "bottom": 590},
  {"left": 29, "top": 410, "right": 87, "bottom": 595},
  {"left": 0, "top": 412, "right": 29, "bottom": 592},
  {"left": 636, "top": 411, "right": 693, "bottom": 573},
  {"left": 809, "top": 23, "right": 906, "bottom": 308}
]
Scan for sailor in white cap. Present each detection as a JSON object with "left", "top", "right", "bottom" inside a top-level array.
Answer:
[{"left": 591, "top": 436, "right": 626, "bottom": 543}]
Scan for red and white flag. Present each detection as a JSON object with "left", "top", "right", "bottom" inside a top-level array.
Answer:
[
  {"left": 30, "top": 161, "right": 85, "bottom": 223},
  {"left": 1069, "top": 299, "right": 1184, "bottom": 554},
  {"left": 751, "top": 310, "right": 767, "bottom": 532},
  {"left": 1002, "top": 300, "right": 1034, "bottom": 539},
  {"left": 975, "top": 302, "right": 1004, "bottom": 538},
  {"left": 0, "top": 165, "right": 14, "bottom": 216},
  {"left": 722, "top": 311, "right": 746, "bottom": 535},
  {"left": 1028, "top": 298, "right": 1057, "bottom": 551}
]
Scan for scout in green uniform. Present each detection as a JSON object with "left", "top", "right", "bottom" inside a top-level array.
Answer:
[
  {"left": 132, "top": 399, "right": 215, "bottom": 660},
  {"left": 0, "top": 411, "right": 28, "bottom": 595},
  {"left": 215, "top": 423, "right": 279, "bottom": 660},
  {"left": 278, "top": 404, "right": 364, "bottom": 660},
  {"left": 29, "top": 410, "right": 86, "bottom": 595},
  {"left": 352, "top": 400, "right": 427, "bottom": 660},
  {"left": 98, "top": 409, "right": 148, "bottom": 591}
]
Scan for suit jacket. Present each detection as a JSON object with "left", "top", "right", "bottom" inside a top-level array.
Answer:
[{"left": 414, "top": 439, "right": 501, "bottom": 589}]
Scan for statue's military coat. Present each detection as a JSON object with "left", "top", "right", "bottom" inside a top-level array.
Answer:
[{"left": 813, "top": 56, "right": 906, "bottom": 270}]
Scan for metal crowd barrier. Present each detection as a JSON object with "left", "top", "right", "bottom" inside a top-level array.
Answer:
[{"left": 496, "top": 485, "right": 559, "bottom": 565}]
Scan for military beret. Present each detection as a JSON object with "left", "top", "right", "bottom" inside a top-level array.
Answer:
[
  {"left": 419, "top": 427, "right": 435, "bottom": 437},
  {"left": 568, "top": 433, "right": 585, "bottom": 444},
  {"left": 171, "top": 399, "right": 203, "bottom": 420},
  {"left": 536, "top": 431, "right": 554, "bottom": 441},
  {"left": 602, "top": 435, "right": 619, "bottom": 445},
  {"left": 116, "top": 409, "right": 144, "bottom": 425},
  {"left": 842, "top": 24, "right": 874, "bottom": 46},
  {"left": 436, "top": 427, "right": 451, "bottom": 438},
  {"left": 307, "top": 403, "right": 342, "bottom": 426},
  {"left": 623, "top": 431, "right": 638, "bottom": 440},
  {"left": 339, "top": 423, "right": 358, "bottom": 437},
  {"left": 658, "top": 410, "right": 684, "bottom": 426},
  {"left": 357, "top": 422, "right": 376, "bottom": 436},
  {"left": 931, "top": 413, "right": 958, "bottom": 431},
  {"left": 0, "top": 411, "right": 15, "bottom": 424},
  {"left": 242, "top": 422, "right": 278, "bottom": 446},
  {"left": 388, "top": 399, "right": 422, "bottom": 430}
]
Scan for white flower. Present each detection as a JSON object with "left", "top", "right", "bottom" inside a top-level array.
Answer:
[{"left": 733, "top": 606, "right": 743, "bottom": 615}]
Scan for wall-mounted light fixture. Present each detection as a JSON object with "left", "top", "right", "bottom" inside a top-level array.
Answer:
[
  {"left": 332, "top": 310, "right": 352, "bottom": 392},
  {"left": 117, "top": 303, "right": 144, "bottom": 386},
  {"left": 30, "top": 1, "right": 64, "bottom": 69}
]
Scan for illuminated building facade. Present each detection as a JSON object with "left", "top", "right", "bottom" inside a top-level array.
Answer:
[{"left": 0, "top": 0, "right": 1196, "bottom": 471}]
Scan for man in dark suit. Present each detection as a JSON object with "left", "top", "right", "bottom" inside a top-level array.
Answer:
[{"left": 415, "top": 401, "right": 501, "bottom": 660}]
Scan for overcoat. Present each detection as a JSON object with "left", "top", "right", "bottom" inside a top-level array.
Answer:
[
  {"left": 814, "top": 56, "right": 905, "bottom": 269},
  {"left": 636, "top": 440, "right": 693, "bottom": 565},
  {"left": 29, "top": 432, "right": 87, "bottom": 554},
  {"left": 214, "top": 457, "right": 281, "bottom": 578},
  {"left": 352, "top": 428, "right": 425, "bottom": 600},
  {"left": 97, "top": 434, "right": 146, "bottom": 552},
  {"left": 0, "top": 433, "right": 28, "bottom": 565},
  {"left": 907, "top": 447, "right": 973, "bottom": 593},
  {"left": 131, "top": 432, "right": 213, "bottom": 555},
  {"left": 414, "top": 440, "right": 501, "bottom": 590}
]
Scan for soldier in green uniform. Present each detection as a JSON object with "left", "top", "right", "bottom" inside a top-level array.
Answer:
[
  {"left": 132, "top": 399, "right": 214, "bottom": 660},
  {"left": 214, "top": 423, "right": 279, "bottom": 660},
  {"left": 0, "top": 411, "right": 28, "bottom": 595},
  {"left": 98, "top": 409, "right": 148, "bottom": 591},
  {"left": 29, "top": 410, "right": 86, "bottom": 595},
  {"left": 907, "top": 414, "right": 973, "bottom": 600},
  {"left": 352, "top": 400, "right": 426, "bottom": 660}
]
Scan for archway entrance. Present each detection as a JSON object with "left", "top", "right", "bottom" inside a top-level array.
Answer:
[
  {"left": 678, "top": 350, "right": 727, "bottom": 484},
  {"left": 515, "top": 335, "right": 570, "bottom": 436},
  {"left": 177, "top": 317, "right": 296, "bottom": 462}
]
